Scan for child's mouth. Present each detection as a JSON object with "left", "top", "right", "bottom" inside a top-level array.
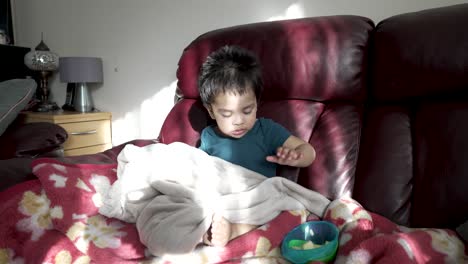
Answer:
[{"left": 232, "top": 129, "right": 246, "bottom": 136}]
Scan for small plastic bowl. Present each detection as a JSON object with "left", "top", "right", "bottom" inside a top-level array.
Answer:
[{"left": 281, "top": 221, "right": 339, "bottom": 264}]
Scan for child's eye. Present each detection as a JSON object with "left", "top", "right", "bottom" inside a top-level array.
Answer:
[
  {"left": 243, "top": 106, "right": 254, "bottom": 114},
  {"left": 221, "top": 113, "right": 232, "bottom": 118}
]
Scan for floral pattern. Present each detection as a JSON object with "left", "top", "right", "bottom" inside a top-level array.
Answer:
[
  {"left": 254, "top": 237, "right": 281, "bottom": 258},
  {"left": 427, "top": 229, "right": 467, "bottom": 263},
  {"left": 66, "top": 214, "right": 126, "bottom": 253},
  {"left": 16, "top": 190, "right": 63, "bottom": 241},
  {"left": 0, "top": 248, "right": 24, "bottom": 264},
  {"left": 89, "top": 174, "right": 112, "bottom": 208},
  {"left": 52, "top": 250, "right": 90, "bottom": 264},
  {"left": 1, "top": 160, "right": 467, "bottom": 263}
]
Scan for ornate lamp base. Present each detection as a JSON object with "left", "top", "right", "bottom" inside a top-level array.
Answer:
[{"left": 35, "top": 101, "right": 60, "bottom": 112}]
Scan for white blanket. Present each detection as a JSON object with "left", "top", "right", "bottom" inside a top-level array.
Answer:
[{"left": 99, "top": 142, "right": 330, "bottom": 256}]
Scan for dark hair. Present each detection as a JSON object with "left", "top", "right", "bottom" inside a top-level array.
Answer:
[{"left": 198, "top": 45, "right": 263, "bottom": 105}]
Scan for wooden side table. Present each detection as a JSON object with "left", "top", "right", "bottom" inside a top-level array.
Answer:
[{"left": 19, "top": 111, "right": 112, "bottom": 156}]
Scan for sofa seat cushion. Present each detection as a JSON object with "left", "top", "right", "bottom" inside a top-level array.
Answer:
[{"left": 355, "top": 102, "right": 468, "bottom": 229}]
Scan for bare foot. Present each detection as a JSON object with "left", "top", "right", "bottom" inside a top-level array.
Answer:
[
  {"left": 210, "top": 214, "right": 232, "bottom": 247},
  {"left": 208, "top": 214, "right": 259, "bottom": 247}
]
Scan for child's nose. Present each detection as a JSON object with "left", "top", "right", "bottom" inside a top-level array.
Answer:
[{"left": 233, "top": 115, "right": 244, "bottom": 125}]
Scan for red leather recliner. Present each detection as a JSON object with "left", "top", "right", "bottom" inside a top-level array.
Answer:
[
  {"left": 159, "top": 4, "right": 468, "bottom": 232},
  {"left": 160, "top": 15, "right": 372, "bottom": 198}
]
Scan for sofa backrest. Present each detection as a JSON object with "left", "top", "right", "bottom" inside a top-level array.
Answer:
[
  {"left": 354, "top": 4, "right": 468, "bottom": 229},
  {"left": 159, "top": 15, "right": 373, "bottom": 200}
]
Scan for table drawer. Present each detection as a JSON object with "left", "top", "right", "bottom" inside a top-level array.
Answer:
[{"left": 61, "top": 120, "right": 111, "bottom": 150}]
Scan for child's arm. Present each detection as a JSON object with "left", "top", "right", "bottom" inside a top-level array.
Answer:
[{"left": 266, "top": 135, "right": 316, "bottom": 167}]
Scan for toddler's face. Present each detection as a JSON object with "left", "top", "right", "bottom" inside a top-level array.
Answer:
[{"left": 206, "top": 87, "right": 257, "bottom": 138}]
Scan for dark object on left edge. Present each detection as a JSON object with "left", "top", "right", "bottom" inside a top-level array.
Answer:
[{"left": 0, "top": 121, "right": 68, "bottom": 191}]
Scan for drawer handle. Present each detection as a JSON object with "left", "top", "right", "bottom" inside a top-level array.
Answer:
[{"left": 70, "top": 130, "right": 97, "bottom": 135}]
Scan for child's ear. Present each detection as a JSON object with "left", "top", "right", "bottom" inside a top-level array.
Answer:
[{"left": 204, "top": 104, "right": 215, "bottom": 119}]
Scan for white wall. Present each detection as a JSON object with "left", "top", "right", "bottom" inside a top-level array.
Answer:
[{"left": 12, "top": 0, "right": 468, "bottom": 146}]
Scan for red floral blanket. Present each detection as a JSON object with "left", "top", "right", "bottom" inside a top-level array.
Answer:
[{"left": 0, "top": 158, "right": 466, "bottom": 263}]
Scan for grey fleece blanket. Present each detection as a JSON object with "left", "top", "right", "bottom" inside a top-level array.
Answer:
[{"left": 99, "top": 142, "right": 330, "bottom": 256}]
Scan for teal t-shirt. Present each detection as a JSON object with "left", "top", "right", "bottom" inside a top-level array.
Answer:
[{"left": 199, "top": 118, "right": 291, "bottom": 177}]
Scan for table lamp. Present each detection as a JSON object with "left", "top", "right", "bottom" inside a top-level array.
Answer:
[
  {"left": 24, "top": 34, "right": 60, "bottom": 112},
  {"left": 59, "top": 57, "right": 103, "bottom": 112}
]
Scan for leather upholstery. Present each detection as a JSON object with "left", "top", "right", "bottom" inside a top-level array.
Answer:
[
  {"left": 160, "top": 15, "right": 373, "bottom": 201},
  {"left": 354, "top": 4, "right": 468, "bottom": 228},
  {"left": 370, "top": 4, "right": 468, "bottom": 101},
  {"left": 160, "top": 4, "right": 468, "bottom": 229},
  {"left": 176, "top": 16, "right": 373, "bottom": 102}
]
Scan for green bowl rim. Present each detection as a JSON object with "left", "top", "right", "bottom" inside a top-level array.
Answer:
[{"left": 281, "top": 220, "right": 339, "bottom": 263}]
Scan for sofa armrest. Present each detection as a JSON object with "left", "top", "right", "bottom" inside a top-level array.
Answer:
[{"left": 0, "top": 121, "right": 68, "bottom": 159}]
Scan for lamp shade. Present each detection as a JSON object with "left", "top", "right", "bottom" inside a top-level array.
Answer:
[
  {"left": 59, "top": 57, "right": 103, "bottom": 83},
  {"left": 24, "top": 40, "right": 59, "bottom": 71}
]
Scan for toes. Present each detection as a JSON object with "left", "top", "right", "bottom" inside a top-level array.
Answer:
[{"left": 210, "top": 214, "right": 231, "bottom": 247}]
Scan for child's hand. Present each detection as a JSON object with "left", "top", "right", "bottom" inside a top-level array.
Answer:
[{"left": 266, "top": 146, "right": 304, "bottom": 166}]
